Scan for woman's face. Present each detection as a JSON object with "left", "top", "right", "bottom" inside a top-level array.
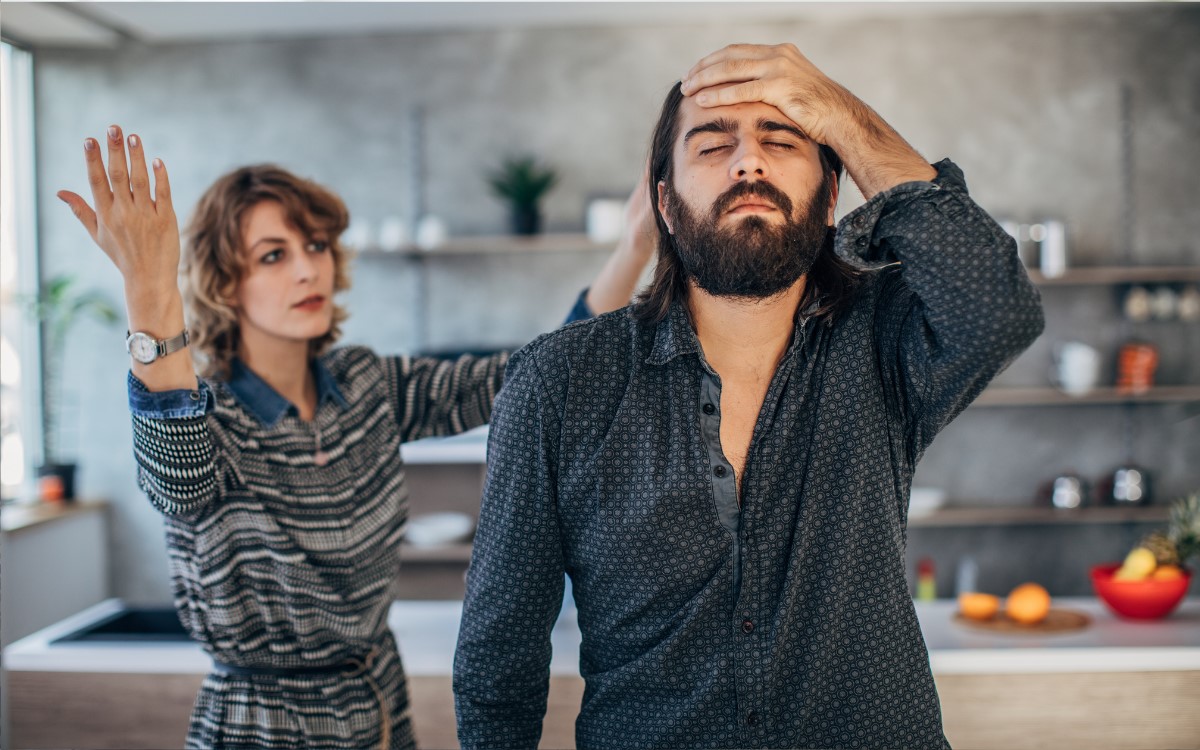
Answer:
[{"left": 233, "top": 200, "right": 336, "bottom": 351}]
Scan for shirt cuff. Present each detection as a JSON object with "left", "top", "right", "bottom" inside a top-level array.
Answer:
[
  {"left": 562, "top": 287, "right": 595, "bottom": 325},
  {"left": 127, "top": 371, "right": 211, "bottom": 419},
  {"left": 835, "top": 158, "right": 963, "bottom": 265}
]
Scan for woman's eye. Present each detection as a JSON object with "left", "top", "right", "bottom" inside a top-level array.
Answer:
[
  {"left": 766, "top": 141, "right": 796, "bottom": 150},
  {"left": 307, "top": 240, "right": 329, "bottom": 253},
  {"left": 698, "top": 145, "right": 731, "bottom": 156},
  {"left": 261, "top": 249, "right": 283, "bottom": 264}
]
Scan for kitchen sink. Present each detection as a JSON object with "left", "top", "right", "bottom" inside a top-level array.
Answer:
[{"left": 50, "top": 606, "right": 191, "bottom": 643}]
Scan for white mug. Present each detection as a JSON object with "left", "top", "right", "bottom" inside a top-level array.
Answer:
[{"left": 1052, "top": 342, "right": 1101, "bottom": 396}]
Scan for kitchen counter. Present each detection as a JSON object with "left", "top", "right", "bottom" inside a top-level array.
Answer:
[
  {"left": 9, "top": 596, "right": 1197, "bottom": 676},
  {"left": 7, "top": 598, "right": 1199, "bottom": 749}
]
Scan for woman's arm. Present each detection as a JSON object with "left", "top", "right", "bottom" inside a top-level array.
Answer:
[
  {"left": 58, "top": 125, "right": 197, "bottom": 392},
  {"left": 582, "top": 168, "right": 657, "bottom": 316}
]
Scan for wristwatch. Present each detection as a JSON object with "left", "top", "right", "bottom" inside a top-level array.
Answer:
[{"left": 126, "top": 328, "right": 190, "bottom": 364}]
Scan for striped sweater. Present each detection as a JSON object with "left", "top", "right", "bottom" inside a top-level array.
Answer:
[{"left": 127, "top": 345, "right": 507, "bottom": 749}]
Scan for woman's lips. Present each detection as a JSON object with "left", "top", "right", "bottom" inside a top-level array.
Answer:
[{"left": 293, "top": 296, "right": 326, "bottom": 312}]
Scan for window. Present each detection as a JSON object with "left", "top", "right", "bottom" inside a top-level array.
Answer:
[{"left": 1, "top": 40, "right": 42, "bottom": 502}]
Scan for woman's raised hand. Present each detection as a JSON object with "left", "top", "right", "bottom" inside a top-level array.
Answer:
[{"left": 57, "top": 125, "right": 181, "bottom": 291}]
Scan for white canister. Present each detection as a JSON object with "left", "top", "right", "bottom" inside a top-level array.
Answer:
[
  {"left": 1038, "top": 220, "right": 1068, "bottom": 278},
  {"left": 415, "top": 215, "right": 447, "bottom": 251},
  {"left": 586, "top": 199, "right": 626, "bottom": 244}
]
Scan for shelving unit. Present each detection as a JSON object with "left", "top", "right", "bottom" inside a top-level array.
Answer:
[
  {"left": 973, "top": 386, "right": 1200, "bottom": 407},
  {"left": 354, "top": 232, "right": 615, "bottom": 258},
  {"left": 907, "top": 505, "right": 1170, "bottom": 528},
  {"left": 1026, "top": 266, "right": 1200, "bottom": 286}
]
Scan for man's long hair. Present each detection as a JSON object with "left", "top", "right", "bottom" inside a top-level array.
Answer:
[{"left": 632, "top": 82, "right": 864, "bottom": 324}]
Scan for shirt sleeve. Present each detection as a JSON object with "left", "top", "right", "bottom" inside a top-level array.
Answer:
[
  {"left": 126, "top": 371, "right": 222, "bottom": 516},
  {"left": 561, "top": 287, "right": 595, "bottom": 325},
  {"left": 382, "top": 351, "right": 510, "bottom": 443},
  {"left": 453, "top": 345, "right": 566, "bottom": 749},
  {"left": 838, "top": 159, "right": 1044, "bottom": 462}
]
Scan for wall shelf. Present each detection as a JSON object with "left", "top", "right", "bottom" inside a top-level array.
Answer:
[
  {"left": 973, "top": 386, "right": 1200, "bottom": 407},
  {"left": 1026, "top": 266, "right": 1200, "bottom": 286},
  {"left": 908, "top": 505, "right": 1170, "bottom": 528},
  {"left": 400, "top": 542, "right": 473, "bottom": 563},
  {"left": 355, "top": 233, "right": 615, "bottom": 258}
]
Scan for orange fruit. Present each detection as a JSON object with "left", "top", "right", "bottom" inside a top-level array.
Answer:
[
  {"left": 1151, "top": 565, "right": 1185, "bottom": 581},
  {"left": 1006, "top": 582, "right": 1052, "bottom": 625},
  {"left": 958, "top": 592, "right": 1001, "bottom": 620}
]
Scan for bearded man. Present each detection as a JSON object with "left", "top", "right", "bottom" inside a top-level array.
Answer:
[{"left": 454, "top": 43, "right": 1043, "bottom": 750}]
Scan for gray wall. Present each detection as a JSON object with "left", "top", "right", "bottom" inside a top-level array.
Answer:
[{"left": 33, "top": 4, "right": 1200, "bottom": 601}]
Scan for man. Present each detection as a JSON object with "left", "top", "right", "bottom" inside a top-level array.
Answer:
[{"left": 454, "top": 43, "right": 1043, "bottom": 749}]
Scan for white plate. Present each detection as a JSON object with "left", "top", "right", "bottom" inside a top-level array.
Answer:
[{"left": 404, "top": 512, "right": 475, "bottom": 547}]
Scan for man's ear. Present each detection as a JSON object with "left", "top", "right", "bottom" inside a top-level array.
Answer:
[
  {"left": 657, "top": 181, "right": 674, "bottom": 235},
  {"left": 826, "top": 173, "right": 839, "bottom": 227}
]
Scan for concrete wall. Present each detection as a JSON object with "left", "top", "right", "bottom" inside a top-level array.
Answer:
[{"left": 31, "top": 4, "right": 1200, "bottom": 601}]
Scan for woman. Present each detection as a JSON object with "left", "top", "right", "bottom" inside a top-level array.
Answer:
[{"left": 57, "top": 124, "right": 653, "bottom": 749}]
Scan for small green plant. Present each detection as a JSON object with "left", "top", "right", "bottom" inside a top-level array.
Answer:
[
  {"left": 487, "top": 155, "right": 558, "bottom": 235},
  {"left": 26, "top": 274, "right": 120, "bottom": 463}
]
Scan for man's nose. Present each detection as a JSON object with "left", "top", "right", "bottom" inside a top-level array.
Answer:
[{"left": 729, "top": 141, "right": 770, "bottom": 182}]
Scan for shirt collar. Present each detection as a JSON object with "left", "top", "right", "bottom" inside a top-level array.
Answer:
[
  {"left": 226, "top": 355, "right": 349, "bottom": 428},
  {"left": 646, "top": 296, "right": 812, "bottom": 368}
]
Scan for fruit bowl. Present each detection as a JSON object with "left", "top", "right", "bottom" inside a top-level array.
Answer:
[{"left": 1090, "top": 563, "right": 1192, "bottom": 620}]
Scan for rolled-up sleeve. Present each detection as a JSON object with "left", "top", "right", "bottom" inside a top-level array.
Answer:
[{"left": 127, "top": 372, "right": 220, "bottom": 516}]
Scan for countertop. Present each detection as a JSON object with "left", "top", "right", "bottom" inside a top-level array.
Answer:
[{"left": 6, "top": 597, "right": 1199, "bottom": 676}]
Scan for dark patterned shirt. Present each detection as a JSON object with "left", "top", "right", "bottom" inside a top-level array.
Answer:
[{"left": 454, "top": 160, "right": 1044, "bottom": 749}]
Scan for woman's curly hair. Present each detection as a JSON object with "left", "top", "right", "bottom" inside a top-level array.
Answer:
[{"left": 181, "top": 165, "right": 353, "bottom": 379}]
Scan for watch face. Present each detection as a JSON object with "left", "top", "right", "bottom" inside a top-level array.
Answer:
[{"left": 128, "top": 333, "right": 158, "bottom": 363}]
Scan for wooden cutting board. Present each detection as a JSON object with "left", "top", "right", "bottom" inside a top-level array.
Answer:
[{"left": 952, "top": 608, "right": 1091, "bottom": 633}]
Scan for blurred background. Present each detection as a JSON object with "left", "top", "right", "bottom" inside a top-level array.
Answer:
[{"left": 1, "top": 1, "right": 1198, "bottom": 747}]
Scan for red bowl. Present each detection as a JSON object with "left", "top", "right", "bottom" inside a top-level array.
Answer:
[{"left": 1090, "top": 563, "right": 1192, "bottom": 620}]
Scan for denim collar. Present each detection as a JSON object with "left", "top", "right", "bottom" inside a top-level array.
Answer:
[{"left": 226, "top": 355, "right": 348, "bottom": 428}]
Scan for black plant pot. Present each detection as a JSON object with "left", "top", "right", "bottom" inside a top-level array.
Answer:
[
  {"left": 511, "top": 206, "right": 541, "bottom": 236},
  {"left": 37, "top": 462, "right": 77, "bottom": 502}
]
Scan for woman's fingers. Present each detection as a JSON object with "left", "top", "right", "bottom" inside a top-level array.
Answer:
[
  {"left": 105, "top": 124, "right": 131, "bottom": 200},
  {"left": 126, "top": 133, "right": 153, "bottom": 205},
  {"left": 56, "top": 191, "right": 103, "bottom": 248},
  {"left": 152, "top": 157, "right": 175, "bottom": 219},
  {"left": 83, "top": 137, "right": 114, "bottom": 213}
]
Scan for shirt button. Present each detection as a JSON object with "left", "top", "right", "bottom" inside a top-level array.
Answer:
[
  {"left": 702, "top": 403, "right": 716, "bottom": 415},
  {"left": 856, "top": 236, "right": 868, "bottom": 247},
  {"left": 746, "top": 710, "right": 759, "bottom": 726},
  {"left": 713, "top": 465, "right": 727, "bottom": 478},
  {"left": 741, "top": 619, "right": 754, "bottom": 634}
]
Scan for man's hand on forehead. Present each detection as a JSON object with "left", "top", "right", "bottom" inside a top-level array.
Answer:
[{"left": 679, "top": 43, "right": 848, "bottom": 148}]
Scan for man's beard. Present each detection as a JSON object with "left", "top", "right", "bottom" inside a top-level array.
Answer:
[{"left": 665, "top": 177, "right": 834, "bottom": 300}]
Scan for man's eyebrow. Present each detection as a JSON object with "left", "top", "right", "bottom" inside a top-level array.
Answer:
[
  {"left": 757, "top": 118, "right": 809, "bottom": 141},
  {"left": 682, "top": 117, "right": 740, "bottom": 145}
]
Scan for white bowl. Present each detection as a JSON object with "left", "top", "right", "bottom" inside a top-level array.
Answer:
[
  {"left": 908, "top": 487, "right": 947, "bottom": 518},
  {"left": 404, "top": 512, "right": 475, "bottom": 547}
]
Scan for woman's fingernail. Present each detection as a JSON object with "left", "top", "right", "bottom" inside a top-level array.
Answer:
[
  {"left": 84, "top": 138, "right": 96, "bottom": 151},
  {"left": 108, "top": 125, "right": 119, "bottom": 141},
  {"left": 153, "top": 158, "right": 163, "bottom": 169},
  {"left": 129, "top": 134, "right": 139, "bottom": 148}
]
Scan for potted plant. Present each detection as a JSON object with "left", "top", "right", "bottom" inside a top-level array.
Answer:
[
  {"left": 487, "top": 154, "right": 559, "bottom": 236},
  {"left": 25, "top": 274, "right": 120, "bottom": 501}
]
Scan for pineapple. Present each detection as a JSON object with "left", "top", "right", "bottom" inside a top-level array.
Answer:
[
  {"left": 1168, "top": 491, "right": 1200, "bottom": 568},
  {"left": 1139, "top": 531, "right": 1180, "bottom": 567}
]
